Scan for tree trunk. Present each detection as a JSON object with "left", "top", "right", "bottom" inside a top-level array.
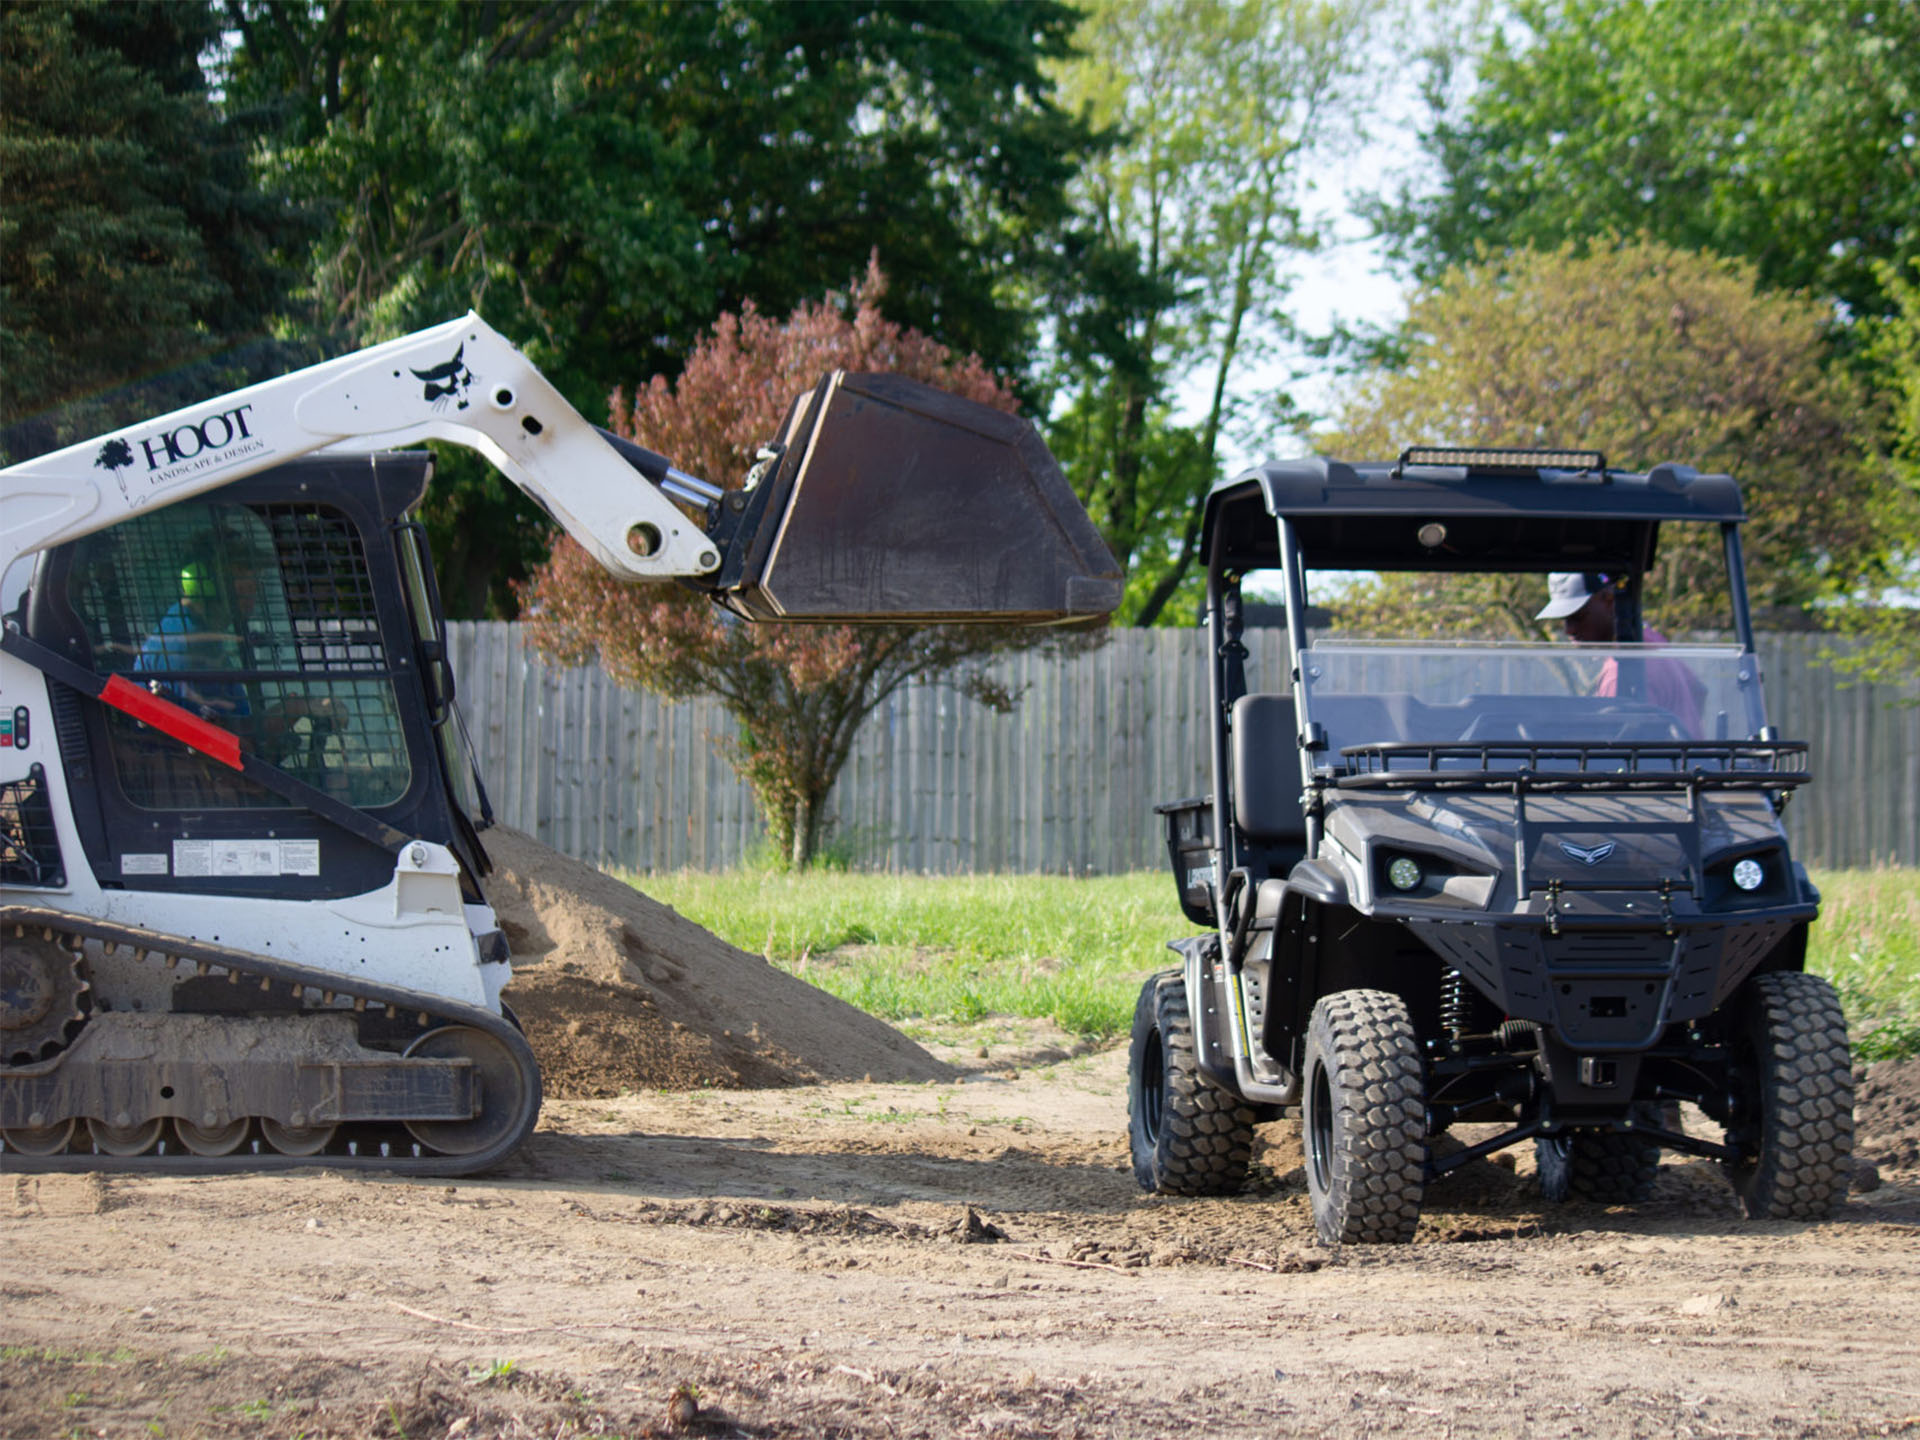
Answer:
[{"left": 789, "top": 792, "right": 814, "bottom": 870}]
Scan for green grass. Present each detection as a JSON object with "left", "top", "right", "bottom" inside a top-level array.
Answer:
[
  {"left": 1807, "top": 867, "right": 1920, "bottom": 1060},
  {"left": 637, "top": 869, "right": 1190, "bottom": 1038},
  {"left": 466, "top": 1358, "right": 519, "bottom": 1386},
  {"left": 636, "top": 866, "right": 1920, "bottom": 1055}
]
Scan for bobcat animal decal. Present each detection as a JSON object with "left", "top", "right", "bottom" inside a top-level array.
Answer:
[{"left": 412, "top": 343, "right": 475, "bottom": 411}]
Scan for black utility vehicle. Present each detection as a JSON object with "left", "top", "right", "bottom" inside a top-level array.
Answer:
[{"left": 1130, "top": 448, "right": 1853, "bottom": 1244}]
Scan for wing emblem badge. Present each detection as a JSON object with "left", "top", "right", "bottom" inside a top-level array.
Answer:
[{"left": 1559, "top": 840, "right": 1617, "bottom": 866}]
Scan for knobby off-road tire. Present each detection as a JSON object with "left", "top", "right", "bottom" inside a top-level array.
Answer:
[
  {"left": 1535, "top": 1104, "right": 1663, "bottom": 1206},
  {"left": 1302, "top": 988, "right": 1426, "bottom": 1245},
  {"left": 1725, "top": 970, "right": 1853, "bottom": 1220},
  {"left": 1127, "top": 971, "right": 1256, "bottom": 1196}
]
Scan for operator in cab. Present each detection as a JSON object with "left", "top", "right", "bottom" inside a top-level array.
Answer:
[
  {"left": 133, "top": 557, "right": 255, "bottom": 721},
  {"left": 1538, "top": 571, "right": 1706, "bottom": 737},
  {"left": 133, "top": 548, "right": 336, "bottom": 765}
]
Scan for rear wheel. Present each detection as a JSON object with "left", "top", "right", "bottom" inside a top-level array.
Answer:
[
  {"left": 1536, "top": 1106, "right": 1662, "bottom": 1205},
  {"left": 1724, "top": 971, "right": 1852, "bottom": 1220},
  {"left": 1128, "top": 971, "right": 1256, "bottom": 1195},
  {"left": 1302, "top": 989, "right": 1426, "bottom": 1245}
]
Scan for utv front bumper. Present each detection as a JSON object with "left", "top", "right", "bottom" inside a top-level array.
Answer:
[
  {"left": 1405, "top": 909, "right": 1807, "bottom": 1051},
  {"left": 1335, "top": 737, "right": 1816, "bottom": 1051}
]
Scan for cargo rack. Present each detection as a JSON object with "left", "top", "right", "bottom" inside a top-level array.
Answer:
[{"left": 1332, "top": 740, "right": 1809, "bottom": 794}]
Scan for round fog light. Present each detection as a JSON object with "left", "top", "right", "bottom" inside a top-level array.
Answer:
[
  {"left": 1732, "top": 858, "right": 1765, "bottom": 891},
  {"left": 1387, "top": 856, "right": 1423, "bottom": 891}
]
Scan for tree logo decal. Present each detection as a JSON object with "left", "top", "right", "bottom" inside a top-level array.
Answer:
[
  {"left": 94, "top": 438, "right": 134, "bottom": 473},
  {"left": 411, "top": 342, "right": 474, "bottom": 410}
]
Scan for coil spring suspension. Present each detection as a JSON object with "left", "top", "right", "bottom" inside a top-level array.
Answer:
[{"left": 1441, "top": 966, "right": 1471, "bottom": 1040}]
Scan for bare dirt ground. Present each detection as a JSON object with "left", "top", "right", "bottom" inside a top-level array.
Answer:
[
  {"left": 5, "top": 1038, "right": 1919, "bottom": 1440},
  {"left": 6, "top": 835, "right": 1919, "bottom": 1438}
]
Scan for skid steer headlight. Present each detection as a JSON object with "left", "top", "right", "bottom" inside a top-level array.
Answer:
[
  {"left": 1387, "top": 856, "right": 1424, "bottom": 892},
  {"left": 1732, "top": 857, "right": 1765, "bottom": 892}
]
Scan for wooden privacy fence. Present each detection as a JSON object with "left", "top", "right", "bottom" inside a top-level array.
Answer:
[{"left": 446, "top": 624, "right": 1919, "bottom": 873}]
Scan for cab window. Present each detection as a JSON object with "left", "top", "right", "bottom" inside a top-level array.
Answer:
[{"left": 66, "top": 500, "right": 412, "bottom": 810}]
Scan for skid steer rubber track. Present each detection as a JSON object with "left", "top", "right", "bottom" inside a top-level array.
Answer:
[{"left": 0, "top": 906, "right": 540, "bottom": 1176}]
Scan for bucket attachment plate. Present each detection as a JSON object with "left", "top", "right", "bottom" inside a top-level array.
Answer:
[{"left": 719, "top": 372, "right": 1121, "bottom": 623}]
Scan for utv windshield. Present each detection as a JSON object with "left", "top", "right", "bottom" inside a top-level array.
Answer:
[{"left": 1300, "top": 641, "right": 1768, "bottom": 767}]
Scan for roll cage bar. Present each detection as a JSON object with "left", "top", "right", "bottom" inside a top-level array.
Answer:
[{"left": 1200, "top": 452, "right": 1764, "bottom": 876}]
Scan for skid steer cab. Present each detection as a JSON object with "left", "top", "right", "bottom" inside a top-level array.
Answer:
[
  {"left": 1129, "top": 447, "right": 1851, "bottom": 1244},
  {"left": 0, "top": 314, "right": 1119, "bottom": 1173}
]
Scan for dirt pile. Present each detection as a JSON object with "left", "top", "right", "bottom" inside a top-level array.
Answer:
[
  {"left": 1856, "top": 1057, "right": 1920, "bottom": 1171},
  {"left": 482, "top": 827, "right": 952, "bottom": 1098}
]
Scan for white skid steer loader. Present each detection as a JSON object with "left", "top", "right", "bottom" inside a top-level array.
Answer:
[{"left": 0, "top": 314, "right": 1119, "bottom": 1172}]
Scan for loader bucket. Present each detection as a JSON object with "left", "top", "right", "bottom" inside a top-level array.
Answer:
[{"left": 717, "top": 372, "right": 1121, "bottom": 623}]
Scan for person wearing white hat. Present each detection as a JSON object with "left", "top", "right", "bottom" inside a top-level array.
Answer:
[
  {"left": 1538, "top": 572, "right": 1705, "bottom": 734},
  {"left": 1535, "top": 571, "right": 1619, "bottom": 642}
]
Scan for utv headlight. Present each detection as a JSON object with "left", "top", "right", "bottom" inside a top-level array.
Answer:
[
  {"left": 1387, "top": 856, "right": 1424, "bottom": 891},
  {"left": 1732, "top": 857, "right": 1765, "bottom": 892}
]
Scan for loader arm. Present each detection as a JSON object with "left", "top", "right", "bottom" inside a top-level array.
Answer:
[
  {"left": 3, "top": 313, "right": 1121, "bottom": 625},
  {"left": 0, "top": 310, "right": 1119, "bottom": 855},
  {"left": 0, "top": 314, "right": 718, "bottom": 587}
]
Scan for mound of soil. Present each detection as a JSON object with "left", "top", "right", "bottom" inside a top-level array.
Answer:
[
  {"left": 1856, "top": 1057, "right": 1920, "bottom": 1171},
  {"left": 482, "top": 827, "right": 952, "bottom": 1098}
]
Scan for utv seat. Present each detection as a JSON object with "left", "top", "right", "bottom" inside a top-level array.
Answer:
[{"left": 1230, "top": 694, "right": 1307, "bottom": 876}]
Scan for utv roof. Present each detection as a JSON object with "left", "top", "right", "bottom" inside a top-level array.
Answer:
[{"left": 1204, "top": 449, "right": 1746, "bottom": 575}]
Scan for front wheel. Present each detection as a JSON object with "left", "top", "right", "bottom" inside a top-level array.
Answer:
[
  {"left": 1302, "top": 989, "right": 1426, "bottom": 1245},
  {"left": 1127, "top": 971, "right": 1256, "bottom": 1196},
  {"left": 1724, "top": 971, "right": 1853, "bottom": 1220}
]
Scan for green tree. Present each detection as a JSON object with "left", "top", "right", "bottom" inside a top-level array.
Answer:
[
  {"left": 636, "top": 0, "right": 1089, "bottom": 383},
  {"left": 1046, "top": 0, "right": 1373, "bottom": 625},
  {"left": 520, "top": 266, "right": 1102, "bottom": 869},
  {"left": 1875, "top": 263, "right": 1920, "bottom": 510},
  {"left": 0, "top": 0, "right": 304, "bottom": 463},
  {"left": 222, "top": 2, "right": 709, "bottom": 617},
  {"left": 224, "top": 0, "right": 1091, "bottom": 616},
  {"left": 1319, "top": 242, "right": 1887, "bottom": 635},
  {"left": 1835, "top": 261, "right": 1920, "bottom": 681},
  {"left": 1378, "top": 0, "right": 1920, "bottom": 329}
]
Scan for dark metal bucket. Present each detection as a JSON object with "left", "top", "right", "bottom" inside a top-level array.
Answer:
[{"left": 716, "top": 372, "right": 1121, "bottom": 624}]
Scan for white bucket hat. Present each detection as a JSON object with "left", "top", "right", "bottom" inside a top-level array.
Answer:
[{"left": 1536, "top": 571, "right": 1612, "bottom": 621}]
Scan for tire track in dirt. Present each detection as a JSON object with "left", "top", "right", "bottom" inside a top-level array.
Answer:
[{"left": 5, "top": 1049, "right": 1917, "bottom": 1439}]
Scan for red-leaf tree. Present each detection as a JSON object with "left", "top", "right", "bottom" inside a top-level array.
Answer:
[{"left": 521, "top": 261, "right": 1104, "bottom": 868}]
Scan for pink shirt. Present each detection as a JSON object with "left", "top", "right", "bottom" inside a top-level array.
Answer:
[{"left": 1597, "top": 627, "right": 1707, "bottom": 737}]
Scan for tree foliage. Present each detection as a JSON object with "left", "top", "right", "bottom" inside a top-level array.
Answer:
[
  {"left": 1377, "top": 0, "right": 1920, "bottom": 330},
  {"left": 521, "top": 265, "right": 1102, "bottom": 868},
  {"left": 1045, "top": 0, "right": 1373, "bottom": 625},
  {"left": 220, "top": 0, "right": 1089, "bottom": 615},
  {"left": 0, "top": 0, "right": 305, "bottom": 463},
  {"left": 1833, "top": 261, "right": 1920, "bottom": 681},
  {"left": 1320, "top": 242, "right": 1886, "bottom": 636}
]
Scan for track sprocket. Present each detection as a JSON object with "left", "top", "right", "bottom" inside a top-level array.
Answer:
[{"left": 1, "top": 930, "right": 89, "bottom": 1065}]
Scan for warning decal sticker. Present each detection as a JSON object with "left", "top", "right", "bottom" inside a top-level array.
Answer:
[{"left": 171, "top": 839, "right": 322, "bottom": 878}]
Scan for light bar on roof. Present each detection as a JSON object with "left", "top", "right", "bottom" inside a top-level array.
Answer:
[{"left": 1399, "top": 446, "right": 1607, "bottom": 474}]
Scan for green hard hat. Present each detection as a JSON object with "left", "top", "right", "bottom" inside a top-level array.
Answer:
[{"left": 179, "top": 561, "right": 211, "bottom": 599}]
